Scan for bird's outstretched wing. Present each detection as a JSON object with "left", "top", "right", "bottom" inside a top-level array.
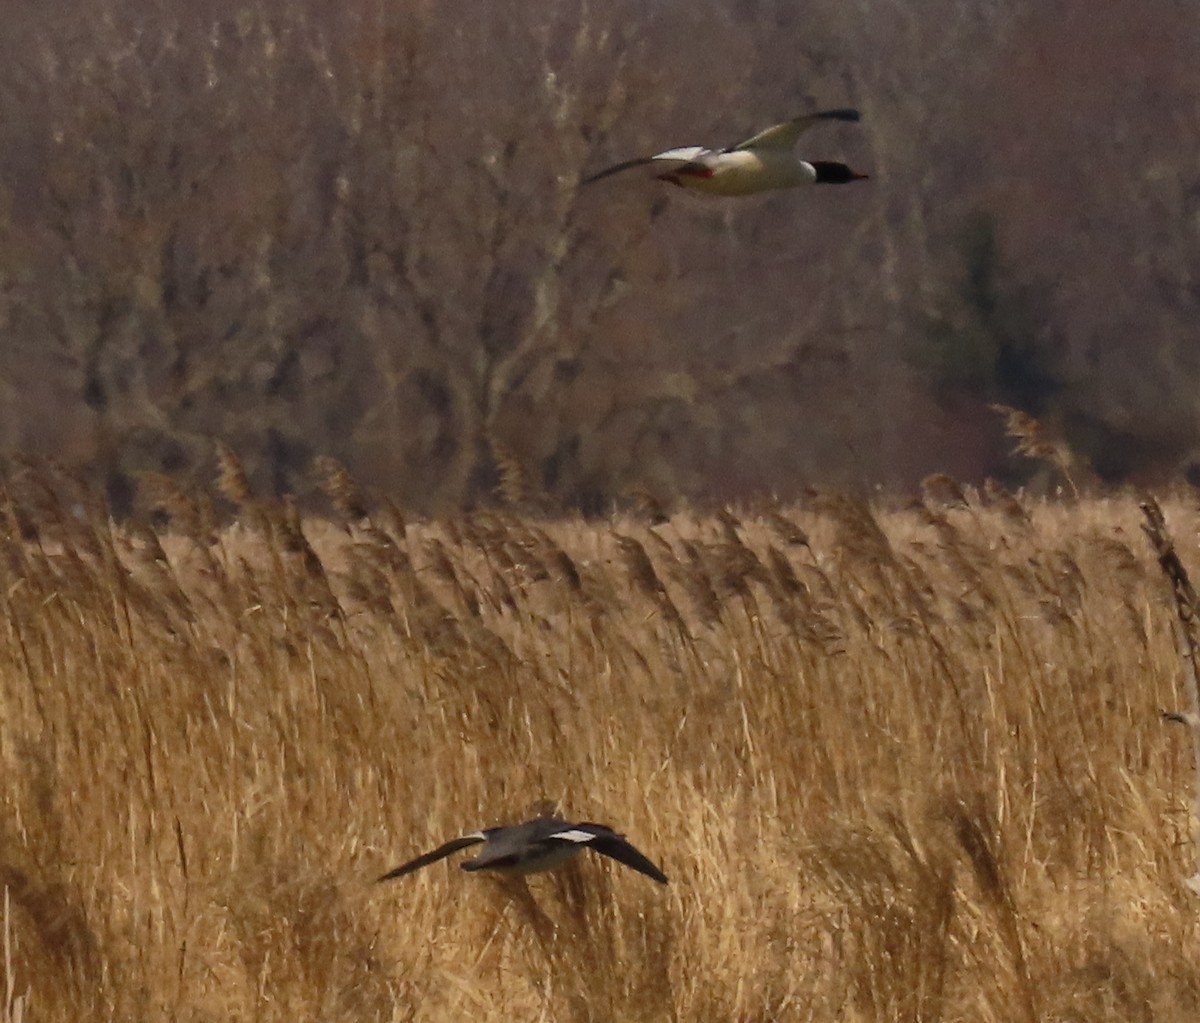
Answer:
[
  {"left": 581, "top": 146, "right": 709, "bottom": 185},
  {"left": 729, "top": 108, "right": 860, "bottom": 152},
  {"left": 376, "top": 832, "right": 487, "bottom": 882},
  {"left": 548, "top": 825, "right": 669, "bottom": 884}
]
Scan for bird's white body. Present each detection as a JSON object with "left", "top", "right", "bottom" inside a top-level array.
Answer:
[{"left": 656, "top": 149, "right": 819, "bottom": 196}]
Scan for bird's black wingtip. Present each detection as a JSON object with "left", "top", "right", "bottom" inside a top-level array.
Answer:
[{"left": 817, "top": 108, "right": 861, "bottom": 122}]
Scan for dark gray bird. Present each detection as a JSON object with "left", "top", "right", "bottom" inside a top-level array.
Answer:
[{"left": 377, "top": 815, "right": 669, "bottom": 884}]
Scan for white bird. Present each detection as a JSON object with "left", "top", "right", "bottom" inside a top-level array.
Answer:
[
  {"left": 581, "top": 108, "right": 867, "bottom": 197},
  {"left": 376, "top": 815, "right": 669, "bottom": 884}
]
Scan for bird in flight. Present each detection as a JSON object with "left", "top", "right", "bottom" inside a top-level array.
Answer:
[
  {"left": 581, "top": 108, "right": 867, "bottom": 197},
  {"left": 376, "top": 815, "right": 669, "bottom": 884}
]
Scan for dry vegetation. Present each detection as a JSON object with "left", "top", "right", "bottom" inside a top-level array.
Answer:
[{"left": 1, "top": 461, "right": 1200, "bottom": 1021}]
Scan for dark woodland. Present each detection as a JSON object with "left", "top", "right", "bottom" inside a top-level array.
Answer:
[{"left": 0, "top": 0, "right": 1196, "bottom": 512}]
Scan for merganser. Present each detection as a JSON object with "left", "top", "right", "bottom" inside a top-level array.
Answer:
[
  {"left": 376, "top": 815, "right": 669, "bottom": 884},
  {"left": 581, "top": 108, "right": 867, "bottom": 196}
]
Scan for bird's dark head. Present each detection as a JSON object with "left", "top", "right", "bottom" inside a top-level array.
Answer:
[{"left": 811, "top": 161, "right": 869, "bottom": 184}]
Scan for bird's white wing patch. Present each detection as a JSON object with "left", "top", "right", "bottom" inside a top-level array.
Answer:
[
  {"left": 731, "top": 120, "right": 809, "bottom": 152},
  {"left": 650, "top": 146, "right": 708, "bottom": 164},
  {"left": 731, "top": 109, "right": 861, "bottom": 152},
  {"left": 549, "top": 828, "right": 598, "bottom": 844}
]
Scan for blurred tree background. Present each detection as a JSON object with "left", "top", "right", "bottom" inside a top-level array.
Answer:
[{"left": 0, "top": 0, "right": 1196, "bottom": 513}]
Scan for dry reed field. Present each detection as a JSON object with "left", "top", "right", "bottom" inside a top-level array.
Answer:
[{"left": 3, "top": 459, "right": 1200, "bottom": 1022}]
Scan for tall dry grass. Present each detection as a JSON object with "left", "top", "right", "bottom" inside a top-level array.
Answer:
[{"left": 1, "top": 459, "right": 1199, "bottom": 1021}]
